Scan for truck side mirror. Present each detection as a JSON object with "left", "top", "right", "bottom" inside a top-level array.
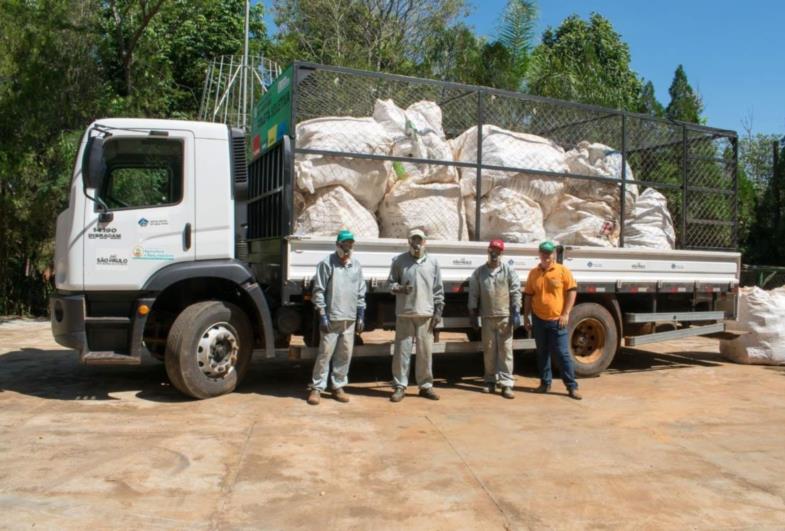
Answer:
[{"left": 82, "top": 135, "right": 106, "bottom": 190}]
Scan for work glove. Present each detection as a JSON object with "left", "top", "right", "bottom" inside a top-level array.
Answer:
[
  {"left": 429, "top": 305, "right": 443, "bottom": 333},
  {"left": 355, "top": 308, "right": 365, "bottom": 334},
  {"left": 390, "top": 282, "right": 413, "bottom": 294},
  {"left": 512, "top": 307, "right": 523, "bottom": 329},
  {"left": 319, "top": 313, "right": 330, "bottom": 334},
  {"left": 469, "top": 309, "right": 480, "bottom": 331}
]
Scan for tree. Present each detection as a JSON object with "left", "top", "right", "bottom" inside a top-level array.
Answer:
[
  {"left": 745, "top": 143, "right": 785, "bottom": 265},
  {"left": 637, "top": 80, "right": 664, "bottom": 117},
  {"left": 525, "top": 13, "right": 642, "bottom": 110},
  {"left": 271, "top": 0, "right": 466, "bottom": 74},
  {"left": 665, "top": 65, "right": 703, "bottom": 123},
  {"left": 497, "top": 0, "right": 537, "bottom": 90},
  {"left": 0, "top": 0, "right": 268, "bottom": 314}
]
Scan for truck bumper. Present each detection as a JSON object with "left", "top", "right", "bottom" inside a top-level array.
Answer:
[{"left": 50, "top": 292, "right": 153, "bottom": 365}]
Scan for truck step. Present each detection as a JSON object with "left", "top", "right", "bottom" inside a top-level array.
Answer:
[
  {"left": 624, "top": 311, "right": 725, "bottom": 323},
  {"left": 624, "top": 323, "right": 725, "bottom": 347}
]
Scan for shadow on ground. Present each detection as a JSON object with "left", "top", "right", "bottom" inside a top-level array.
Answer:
[{"left": 0, "top": 342, "right": 732, "bottom": 403}]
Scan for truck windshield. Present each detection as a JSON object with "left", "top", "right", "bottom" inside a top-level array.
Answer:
[{"left": 98, "top": 137, "right": 183, "bottom": 210}]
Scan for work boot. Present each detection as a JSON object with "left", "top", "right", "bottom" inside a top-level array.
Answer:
[
  {"left": 482, "top": 383, "right": 495, "bottom": 394},
  {"left": 390, "top": 387, "right": 406, "bottom": 403},
  {"left": 501, "top": 386, "right": 514, "bottom": 399},
  {"left": 307, "top": 389, "right": 321, "bottom": 405},
  {"left": 419, "top": 387, "right": 440, "bottom": 401},
  {"left": 568, "top": 388, "right": 583, "bottom": 401},
  {"left": 533, "top": 383, "right": 551, "bottom": 394},
  {"left": 332, "top": 388, "right": 350, "bottom": 403}
]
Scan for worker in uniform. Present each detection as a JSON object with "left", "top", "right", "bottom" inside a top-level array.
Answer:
[
  {"left": 307, "top": 230, "right": 366, "bottom": 405},
  {"left": 387, "top": 229, "right": 444, "bottom": 402},
  {"left": 468, "top": 239, "right": 522, "bottom": 399},
  {"left": 524, "top": 240, "right": 582, "bottom": 400}
]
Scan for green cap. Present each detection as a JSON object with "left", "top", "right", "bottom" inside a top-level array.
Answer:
[
  {"left": 336, "top": 230, "right": 355, "bottom": 243},
  {"left": 538, "top": 240, "right": 556, "bottom": 253}
]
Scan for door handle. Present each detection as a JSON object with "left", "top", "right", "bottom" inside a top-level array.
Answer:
[{"left": 184, "top": 223, "right": 192, "bottom": 251}]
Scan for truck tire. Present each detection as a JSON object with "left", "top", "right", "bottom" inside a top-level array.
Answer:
[
  {"left": 165, "top": 301, "right": 253, "bottom": 399},
  {"left": 568, "top": 303, "right": 618, "bottom": 377}
]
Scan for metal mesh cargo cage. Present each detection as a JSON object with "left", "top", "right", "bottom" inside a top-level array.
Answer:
[{"left": 247, "top": 62, "right": 738, "bottom": 252}]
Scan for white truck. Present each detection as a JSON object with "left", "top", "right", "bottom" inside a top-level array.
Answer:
[{"left": 51, "top": 63, "right": 740, "bottom": 398}]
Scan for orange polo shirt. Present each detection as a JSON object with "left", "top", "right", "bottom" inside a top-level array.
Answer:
[{"left": 524, "top": 263, "right": 578, "bottom": 320}]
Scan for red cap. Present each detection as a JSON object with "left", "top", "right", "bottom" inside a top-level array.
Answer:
[{"left": 488, "top": 239, "right": 505, "bottom": 251}]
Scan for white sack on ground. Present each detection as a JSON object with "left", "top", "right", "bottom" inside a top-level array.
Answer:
[
  {"left": 545, "top": 194, "right": 620, "bottom": 247},
  {"left": 379, "top": 180, "right": 467, "bottom": 240},
  {"left": 373, "top": 99, "right": 457, "bottom": 185},
  {"left": 623, "top": 188, "right": 676, "bottom": 249},
  {"left": 295, "top": 116, "right": 393, "bottom": 210},
  {"left": 564, "top": 141, "right": 638, "bottom": 213},
  {"left": 451, "top": 125, "right": 567, "bottom": 216},
  {"left": 720, "top": 287, "right": 785, "bottom": 365},
  {"left": 465, "top": 188, "right": 545, "bottom": 243},
  {"left": 294, "top": 185, "right": 379, "bottom": 239}
]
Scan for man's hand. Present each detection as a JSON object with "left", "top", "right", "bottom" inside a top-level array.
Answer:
[
  {"left": 558, "top": 314, "right": 570, "bottom": 329},
  {"left": 430, "top": 306, "right": 443, "bottom": 332},
  {"left": 524, "top": 315, "right": 532, "bottom": 331},
  {"left": 319, "top": 314, "right": 330, "bottom": 333},
  {"left": 469, "top": 310, "right": 480, "bottom": 331},
  {"left": 390, "top": 282, "right": 413, "bottom": 294},
  {"left": 355, "top": 308, "right": 365, "bottom": 334},
  {"left": 512, "top": 309, "right": 523, "bottom": 329}
]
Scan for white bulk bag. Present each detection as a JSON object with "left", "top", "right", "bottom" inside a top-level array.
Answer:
[
  {"left": 295, "top": 116, "right": 394, "bottom": 210},
  {"left": 464, "top": 188, "right": 545, "bottom": 243},
  {"left": 720, "top": 287, "right": 785, "bottom": 365},
  {"left": 623, "top": 188, "right": 676, "bottom": 249},
  {"left": 373, "top": 99, "right": 457, "bottom": 185},
  {"left": 294, "top": 186, "right": 379, "bottom": 239},
  {"left": 545, "top": 194, "right": 620, "bottom": 247},
  {"left": 379, "top": 180, "right": 468, "bottom": 240},
  {"left": 564, "top": 141, "right": 638, "bottom": 213},
  {"left": 452, "top": 125, "right": 568, "bottom": 213}
]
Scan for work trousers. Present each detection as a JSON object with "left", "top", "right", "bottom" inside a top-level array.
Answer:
[
  {"left": 481, "top": 316, "right": 514, "bottom": 387},
  {"left": 532, "top": 314, "right": 578, "bottom": 390},
  {"left": 310, "top": 320, "right": 355, "bottom": 391},
  {"left": 392, "top": 316, "right": 434, "bottom": 390}
]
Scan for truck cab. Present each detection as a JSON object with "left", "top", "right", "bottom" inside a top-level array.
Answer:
[{"left": 51, "top": 119, "right": 275, "bottom": 398}]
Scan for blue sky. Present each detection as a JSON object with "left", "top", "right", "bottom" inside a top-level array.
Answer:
[{"left": 263, "top": 0, "right": 783, "bottom": 135}]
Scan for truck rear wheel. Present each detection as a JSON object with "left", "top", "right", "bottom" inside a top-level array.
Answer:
[
  {"left": 165, "top": 301, "right": 253, "bottom": 399},
  {"left": 568, "top": 303, "right": 618, "bottom": 377}
]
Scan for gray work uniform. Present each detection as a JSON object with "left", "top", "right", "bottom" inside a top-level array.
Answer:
[
  {"left": 387, "top": 252, "right": 444, "bottom": 390},
  {"left": 468, "top": 262, "right": 522, "bottom": 387},
  {"left": 310, "top": 253, "right": 366, "bottom": 391}
]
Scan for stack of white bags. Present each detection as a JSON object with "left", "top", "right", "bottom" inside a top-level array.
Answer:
[{"left": 293, "top": 98, "right": 676, "bottom": 248}]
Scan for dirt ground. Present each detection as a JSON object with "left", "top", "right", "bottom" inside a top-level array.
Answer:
[{"left": 1, "top": 320, "right": 784, "bottom": 530}]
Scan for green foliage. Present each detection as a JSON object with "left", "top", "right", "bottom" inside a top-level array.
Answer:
[
  {"left": 0, "top": 0, "right": 267, "bottom": 314},
  {"left": 271, "top": 0, "right": 465, "bottom": 74},
  {"left": 739, "top": 133, "right": 779, "bottom": 191},
  {"left": 637, "top": 80, "right": 664, "bottom": 117},
  {"left": 744, "top": 144, "right": 785, "bottom": 265},
  {"left": 497, "top": 0, "right": 537, "bottom": 89},
  {"left": 665, "top": 65, "right": 704, "bottom": 124},
  {"left": 525, "top": 13, "right": 642, "bottom": 111}
]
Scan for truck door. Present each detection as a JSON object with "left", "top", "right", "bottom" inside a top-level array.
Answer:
[{"left": 83, "top": 131, "right": 195, "bottom": 290}]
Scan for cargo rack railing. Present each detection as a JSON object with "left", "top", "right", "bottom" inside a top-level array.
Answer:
[{"left": 249, "top": 61, "right": 738, "bottom": 252}]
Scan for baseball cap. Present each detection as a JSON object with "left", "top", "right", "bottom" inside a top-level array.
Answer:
[
  {"left": 408, "top": 228, "right": 426, "bottom": 239},
  {"left": 488, "top": 239, "right": 505, "bottom": 251},
  {"left": 336, "top": 230, "right": 355, "bottom": 243},
  {"left": 538, "top": 240, "right": 556, "bottom": 253}
]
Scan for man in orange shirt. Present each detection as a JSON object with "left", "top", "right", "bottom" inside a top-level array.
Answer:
[{"left": 524, "top": 241, "right": 582, "bottom": 400}]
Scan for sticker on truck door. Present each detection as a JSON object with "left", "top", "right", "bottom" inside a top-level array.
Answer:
[
  {"left": 95, "top": 251, "right": 129, "bottom": 270},
  {"left": 131, "top": 245, "right": 174, "bottom": 261}
]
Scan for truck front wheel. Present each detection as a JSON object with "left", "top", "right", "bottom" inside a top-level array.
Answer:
[
  {"left": 568, "top": 303, "right": 618, "bottom": 377},
  {"left": 165, "top": 301, "right": 253, "bottom": 399}
]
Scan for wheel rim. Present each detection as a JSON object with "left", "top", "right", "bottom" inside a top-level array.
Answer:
[
  {"left": 570, "top": 318, "right": 606, "bottom": 364},
  {"left": 196, "top": 322, "right": 239, "bottom": 379}
]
